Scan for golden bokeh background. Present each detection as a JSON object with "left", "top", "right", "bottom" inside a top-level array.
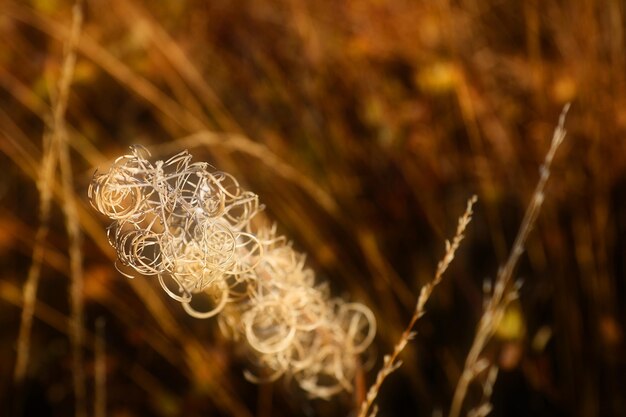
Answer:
[{"left": 0, "top": 1, "right": 624, "bottom": 416}]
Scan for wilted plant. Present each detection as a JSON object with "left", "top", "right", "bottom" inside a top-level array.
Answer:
[{"left": 88, "top": 146, "right": 376, "bottom": 398}]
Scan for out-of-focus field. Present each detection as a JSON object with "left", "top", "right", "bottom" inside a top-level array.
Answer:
[{"left": 0, "top": 1, "right": 624, "bottom": 416}]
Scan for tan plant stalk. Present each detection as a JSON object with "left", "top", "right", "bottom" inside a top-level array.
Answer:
[
  {"left": 2, "top": 279, "right": 187, "bottom": 411},
  {"left": 113, "top": 0, "right": 240, "bottom": 133},
  {"left": 448, "top": 104, "right": 570, "bottom": 417},
  {"left": 358, "top": 195, "right": 478, "bottom": 417},
  {"left": 467, "top": 365, "right": 499, "bottom": 417},
  {"left": 5, "top": 2, "right": 343, "bottom": 226},
  {"left": 1, "top": 131, "right": 253, "bottom": 417},
  {"left": 54, "top": 2, "right": 87, "bottom": 416},
  {"left": 13, "top": 0, "right": 82, "bottom": 387},
  {"left": 3, "top": 2, "right": 205, "bottom": 131},
  {"left": 13, "top": 134, "right": 58, "bottom": 383}
]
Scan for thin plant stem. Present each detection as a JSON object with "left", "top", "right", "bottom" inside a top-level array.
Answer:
[
  {"left": 53, "top": 2, "right": 87, "bottom": 416},
  {"left": 13, "top": 130, "right": 58, "bottom": 383},
  {"left": 358, "top": 195, "right": 478, "bottom": 417},
  {"left": 448, "top": 104, "right": 569, "bottom": 417}
]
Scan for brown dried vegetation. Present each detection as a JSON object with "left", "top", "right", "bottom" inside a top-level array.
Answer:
[{"left": 0, "top": 1, "right": 624, "bottom": 417}]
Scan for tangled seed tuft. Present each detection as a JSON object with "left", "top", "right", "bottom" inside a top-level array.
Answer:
[{"left": 88, "top": 146, "right": 376, "bottom": 398}]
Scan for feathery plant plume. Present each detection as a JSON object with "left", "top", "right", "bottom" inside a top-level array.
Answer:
[{"left": 88, "top": 146, "right": 376, "bottom": 398}]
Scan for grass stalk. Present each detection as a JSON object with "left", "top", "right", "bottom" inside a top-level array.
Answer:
[
  {"left": 52, "top": 2, "right": 86, "bottom": 416},
  {"left": 448, "top": 104, "right": 570, "bottom": 417},
  {"left": 358, "top": 195, "right": 477, "bottom": 417}
]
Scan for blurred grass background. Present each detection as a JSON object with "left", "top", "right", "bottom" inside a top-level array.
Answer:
[{"left": 0, "top": 0, "right": 624, "bottom": 416}]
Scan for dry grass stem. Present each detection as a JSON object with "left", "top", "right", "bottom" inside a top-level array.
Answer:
[
  {"left": 54, "top": 3, "right": 87, "bottom": 416},
  {"left": 114, "top": 0, "right": 241, "bottom": 133},
  {"left": 1, "top": 279, "right": 183, "bottom": 407},
  {"left": 10, "top": 0, "right": 90, "bottom": 412},
  {"left": 357, "top": 195, "right": 478, "bottom": 417},
  {"left": 448, "top": 104, "right": 570, "bottom": 417},
  {"left": 2, "top": 131, "right": 252, "bottom": 416},
  {"left": 12, "top": 0, "right": 84, "bottom": 388},
  {"left": 2, "top": 3, "right": 206, "bottom": 132},
  {"left": 13, "top": 131, "right": 57, "bottom": 384},
  {"left": 467, "top": 365, "right": 498, "bottom": 417}
]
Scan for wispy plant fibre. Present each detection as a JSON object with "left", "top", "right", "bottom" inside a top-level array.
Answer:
[{"left": 88, "top": 146, "right": 376, "bottom": 398}]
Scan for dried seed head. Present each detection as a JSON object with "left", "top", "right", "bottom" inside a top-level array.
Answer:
[{"left": 89, "top": 146, "right": 376, "bottom": 398}]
